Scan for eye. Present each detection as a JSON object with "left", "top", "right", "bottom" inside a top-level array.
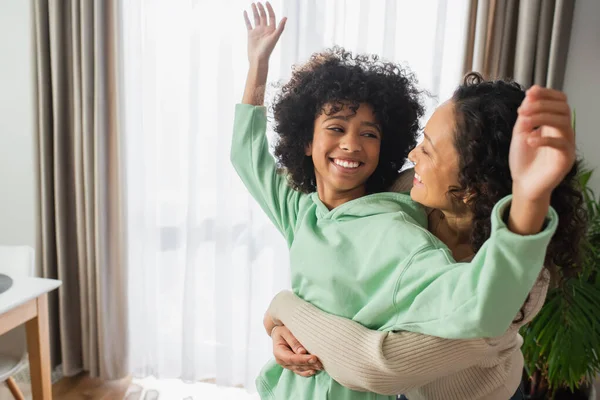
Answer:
[
  {"left": 362, "top": 132, "right": 379, "bottom": 139},
  {"left": 420, "top": 146, "right": 429, "bottom": 156},
  {"left": 328, "top": 127, "right": 344, "bottom": 133}
]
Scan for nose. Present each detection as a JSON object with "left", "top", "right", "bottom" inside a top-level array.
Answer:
[
  {"left": 340, "top": 134, "right": 362, "bottom": 152},
  {"left": 407, "top": 148, "right": 417, "bottom": 164}
]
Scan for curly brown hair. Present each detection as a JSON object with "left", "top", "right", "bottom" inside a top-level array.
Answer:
[
  {"left": 271, "top": 46, "right": 425, "bottom": 194},
  {"left": 450, "top": 72, "right": 587, "bottom": 320}
]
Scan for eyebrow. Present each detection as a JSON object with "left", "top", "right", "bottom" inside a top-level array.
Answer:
[
  {"left": 423, "top": 132, "right": 436, "bottom": 152},
  {"left": 322, "top": 116, "right": 382, "bottom": 133},
  {"left": 361, "top": 121, "right": 382, "bottom": 133},
  {"left": 322, "top": 115, "right": 349, "bottom": 123}
]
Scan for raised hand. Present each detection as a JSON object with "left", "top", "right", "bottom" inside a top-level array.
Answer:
[
  {"left": 243, "top": 2, "right": 287, "bottom": 65},
  {"left": 509, "top": 86, "right": 576, "bottom": 202}
]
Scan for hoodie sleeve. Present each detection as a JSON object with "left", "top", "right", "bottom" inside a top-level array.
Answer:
[
  {"left": 389, "top": 195, "right": 558, "bottom": 338},
  {"left": 230, "top": 104, "right": 305, "bottom": 245}
]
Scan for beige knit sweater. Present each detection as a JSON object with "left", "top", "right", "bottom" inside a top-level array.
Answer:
[
  {"left": 268, "top": 169, "right": 549, "bottom": 400},
  {"left": 269, "top": 271, "right": 548, "bottom": 400}
]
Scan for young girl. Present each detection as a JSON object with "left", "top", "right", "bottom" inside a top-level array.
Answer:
[{"left": 232, "top": 3, "right": 574, "bottom": 399}]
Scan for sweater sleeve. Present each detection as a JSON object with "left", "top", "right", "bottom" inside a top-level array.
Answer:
[
  {"left": 230, "top": 104, "right": 303, "bottom": 244},
  {"left": 268, "top": 291, "right": 493, "bottom": 395},
  {"left": 390, "top": 195, "right": 558, "bottom": 339}
]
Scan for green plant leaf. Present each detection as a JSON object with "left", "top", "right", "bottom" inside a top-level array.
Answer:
[
  {"left": 579, "top": 169, "right": 592, "bottom": 189},
  {"left": 522, "top": 166, "right": 600, "bottom": 393}
]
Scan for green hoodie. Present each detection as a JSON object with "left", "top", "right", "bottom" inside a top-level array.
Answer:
[{"left": 231, "top": 104, "right": 558, "bottom": 399}]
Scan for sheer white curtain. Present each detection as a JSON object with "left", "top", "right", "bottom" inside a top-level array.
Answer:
[{"left": 120, "top": 0, "right": 468, "bottom": 391}]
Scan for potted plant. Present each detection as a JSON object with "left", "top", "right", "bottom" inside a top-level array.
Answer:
[{"left": 520, "top": 163, "right": 600, "bottom": 399}]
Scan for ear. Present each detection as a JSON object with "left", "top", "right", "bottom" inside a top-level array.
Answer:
[
  {"left": 462, "top": 189, "right": 476, "bottom": 204},
  {"left": 305, "top": 142, "right": 312, "bottom": 156}
]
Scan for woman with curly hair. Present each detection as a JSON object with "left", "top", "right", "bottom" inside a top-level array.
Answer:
[
  {"left": 233, "top": 2, "right": 582, "bottom": 400},
  {"left": 266, "top": 73, "right": 587, "bottom": 400}
]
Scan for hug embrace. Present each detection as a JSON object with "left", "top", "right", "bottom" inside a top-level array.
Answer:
[{"left": 231, "top": 2, "right": 585, "bottom": 400}]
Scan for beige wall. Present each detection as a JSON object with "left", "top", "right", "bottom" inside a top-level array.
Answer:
[
  {"left": 563, "top": 0, "right": 600, "bottom": 193},
  {"left": 560, "top": 1, "right": 600, "bottom": 391}
]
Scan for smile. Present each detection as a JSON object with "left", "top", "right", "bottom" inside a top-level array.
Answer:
[
  {"left": 331, "top": 158, "right": 362, "bottom": 169},
  {"left": 413, "top": 171, "right": 424, "bottom": 186}
]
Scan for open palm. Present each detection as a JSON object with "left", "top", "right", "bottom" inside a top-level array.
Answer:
[
  {"left": 509, "top": 86, "right": 575, "bottom": 200},
  {"left": 244, "top": 2, "right": 287, "bottom": 64}
]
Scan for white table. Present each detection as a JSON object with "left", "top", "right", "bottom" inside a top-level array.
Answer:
[{"left": 0, "top": 274, "right": 61, "bottom": 399}]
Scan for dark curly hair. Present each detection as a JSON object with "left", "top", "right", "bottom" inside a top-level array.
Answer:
[
  {"left": 271, "top": 46, "right": 424, "bottom": 194},
  {"left": 449, "top": 72, "right": 587, "bottom": 319}
]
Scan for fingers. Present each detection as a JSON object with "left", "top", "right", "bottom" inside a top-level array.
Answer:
[
  {"left": 243, "top": 10, "right": 252, "bottom": 30},
  {"left": 526, "top": 85, "right": 568, "bottom": 102},
  {"left": 295, "top": 369, "right": 319, "bottom": 377},
  {"left": 270, "top": 325, "right": 323, "bottom": 377},
  {"left": 518, "top": 105, "right": 575, "bottom": 152},
  {"left": 527, "top": 136, "right": 575, "bottom": 151},
  {"left": 272, "top": 327, "right": 319, "bottom": 365},
  {"left": 276, "top": 357, "right": 320, "bottom": 377},
  {"left": 274, "top": 344, "right": 319, "bottom": 366},
  {"left": 257, "top": 2, "right": 268, "bottom": 25},
  {"left": 273, "top": 345, "right": 324, "bottom": 378},
  {"left": 287, "top": 364, "right": 317, "bottom": 373},
  {"left": 280, "top": 326, "right": 307, "bottom": 355},
  {"left": 519, "top": 99, "right": 570, "bottom": 117},
  {"left": 515, "top": 86, "right": 574, "bottom": 146},
  {"left": 251, "top": 3, "right": 260, "bottom": 26},
  {"left": 266, "top": 1, "right": 276, "bottom": 27},
  {"left": 519, "top": 113, "right": 572, "bottom": 134},
  {"left": 272, "top": 339, "right": 322, "bottom": 369},
  {"left": 276, "top": 17, "right": 287, "bottom": 38},
  {"left": 279, "top": 358, "right": 321, "bottom": 377},
  {"left": 312, "top": 359, "right": 324, "bottom": 370},
  {"left": 246, "top": 2, "right": 286, "bottom": 36},
  {"left": 518, "top": 86, "right": 571, "bottom": 123}
]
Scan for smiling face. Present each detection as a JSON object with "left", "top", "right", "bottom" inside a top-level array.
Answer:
[
  {"left": 408, "top": 100, "right": 462, "bottom": 211},
  {"left": 306, "top": 103, "right": 382, "bottom": 207}
]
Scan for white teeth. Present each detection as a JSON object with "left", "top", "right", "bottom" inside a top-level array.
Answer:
[
  {"left": 414, "top": 172, "right": 423, "bottom": 183},
  {"left": 334, "top": 159, "right": 360, "bottom": 169}
]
